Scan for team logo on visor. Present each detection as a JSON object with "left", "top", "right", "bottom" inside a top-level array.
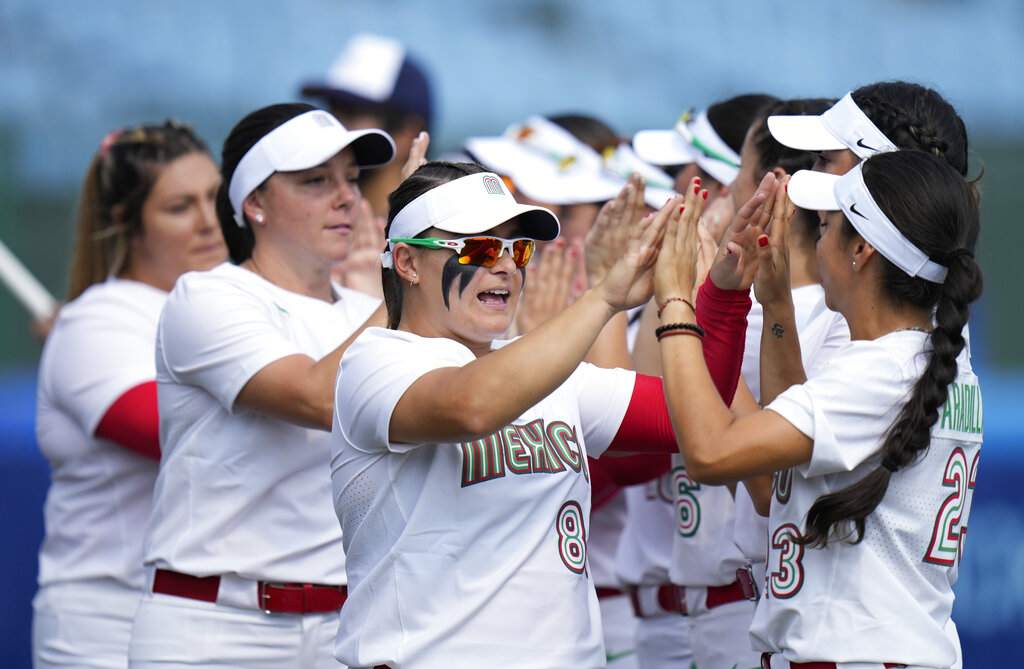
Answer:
[{"left": 482, "top": 175, "right": 504, "bottom": 195}]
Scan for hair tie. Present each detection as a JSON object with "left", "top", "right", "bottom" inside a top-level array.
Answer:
[
  {"left": 98, "top": 128, "right": 124, "bottom": 159},
  {"left": 881, "top": 457, "right": 899, "bottom": 473},
  {"left": 944, "top": 248, "right": 974, "bottom": 263}
]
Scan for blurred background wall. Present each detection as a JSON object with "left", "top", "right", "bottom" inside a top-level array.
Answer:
[{"left": 1, "top": 0, "right": 1022, "bottom": 666}]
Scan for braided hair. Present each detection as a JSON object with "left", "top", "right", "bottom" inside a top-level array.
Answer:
[
  {"left": 382, "top": 161, "right": 489, "bottom": 329},
  {"left": 852, "top": 81, "right": 970, "bottom": 177},
  {"left": 67, "top": 121, "right": 210, "bottom": 300},
  {"left": 801, "top": 150, "right": 983, "bottom": 547}
]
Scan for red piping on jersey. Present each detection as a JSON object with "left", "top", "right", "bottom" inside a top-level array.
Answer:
[{"left": 95, "top": 381, "right": 161, "bottom": 460}]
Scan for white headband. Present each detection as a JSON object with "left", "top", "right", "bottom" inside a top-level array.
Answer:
[
  {"left": 227, "top": 110, "right": 395, "bottom": 227},
  {"left": 788, "top": 163, "right": 948, "bottom": 283},
  {"left": 768, "top": 92, "right": 899, "bottom": 160},
  {"left": 381, "top": 172, "right": 559, "bottom": 268}
]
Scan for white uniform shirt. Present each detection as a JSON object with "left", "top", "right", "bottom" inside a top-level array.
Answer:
[
  {"left": 752, "top": 331, "right": 981, "bottom": 667},
  {"left": 143, "top": 263, "right": 379, "bottom": 584},
  {"left": 36, "top": 278, "right": 166, "bottom": 588},
  {"left": 734, "top": 285, "right": 850, "bottom": 565},
  {"left": 331, "top": 327, "right": 635, "bottom": 669},
  {"left": 615, "top": 475, "right": 676, "bottom": 587}
]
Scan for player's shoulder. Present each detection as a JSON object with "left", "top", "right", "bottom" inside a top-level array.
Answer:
[{"left": 55, "top": 278, "right": 167, "bottom": 332}]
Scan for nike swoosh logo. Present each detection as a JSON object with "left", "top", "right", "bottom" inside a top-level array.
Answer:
[
  {"left": 849, "top": 202, "right": 867, "bottom": 219},
  {"left": 606, "top": 649, "right": 637, "bottom": 663},
  {"left": 856, "top": 138, "right": 876, "bottom": 152}
]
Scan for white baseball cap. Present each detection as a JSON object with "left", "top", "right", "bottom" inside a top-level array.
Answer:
[
  {"left": 381, "top": 171, "right": 559, "bottom": 268},
  {"left": 633, "top": 109, "right": 742, "bottom": 186},
  {"left": 788, "top": 163, "right": 947, "bottom": 283},
  {"left": 227, "top": 109, "right": 396, "bottom": 226},
  {"left": 767, "top": 93, "right": 898, "bottom": 160},
  {"left": 464, "top": 116, "right": 624, "bottom": 206}
]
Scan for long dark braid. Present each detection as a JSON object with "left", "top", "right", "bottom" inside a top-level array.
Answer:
[
  {"left": 801, "top": 151, "right": 983, "bottom": 547},
  {"left": 852, "top": 81, "right": 969, "bottom": 177}
]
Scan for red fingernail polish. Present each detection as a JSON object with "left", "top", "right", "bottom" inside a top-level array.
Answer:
[
  {"left": 702, "top": 191, "right": 708, "bottom": 200},
  {"left": 694, "top": 185, "right": 700, "bottom": 194},
  {"left": 784, "top": 183, "right": 788, "bottom": 192},
  {"left": 758, "top": 236, "right": 769, "bottom": 248},
  {"left": 694, "top": 177, "right": 701, "bottom": 185},
  {"left": 679, "top": 205, "right": 685, "bottom": 213}
]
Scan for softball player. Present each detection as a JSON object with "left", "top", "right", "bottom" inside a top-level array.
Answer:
[
  {"left": 33, "top": 123, "right": 226, "bottom": 668},
  {"left": 128, "top": 104, "right": 392, "bottom": 669},
  {"left": 656, "top": 149, "right": 982, "bottom": 668},
  {"left": 768, "top": 83, "right": 974, "bottom": 668},
  {"left": 631, "top": 95, "right": 781, "bottom": 669},
  {"left": 330, "top": 163, "right": 729, "bottom": 668}
]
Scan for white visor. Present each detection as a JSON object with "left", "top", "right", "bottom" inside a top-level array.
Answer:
[
  {"left": 788, "top": 164, "right": 948, "bottom": 283},
  {"left": 227, "top": 110, "right": 396, "bottom": 226},
  {"left": 602, "top": 143, "right": 679, "bottom": 209},
  {"left": 465, "top": 116, "right": 623, "bottom": 205},
  {"left": 767, "top": 93, "right": 898, "bottom": 160},
  {"left": 381, "top": 172, "right": 559, "bottom": 268},
  {"left": 633, "top": 110, "right": 742, "bottom": 186}
]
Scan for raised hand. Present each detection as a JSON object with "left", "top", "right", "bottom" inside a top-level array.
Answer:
[
  {"left": 709, "top": 172, "right": 777, "bottom": 291},
  {"left": 693, "top": 218, "right": 718, "bottom": 303},
  {"left": 331, "top": 198, "right": 386, "bottom": 297},
  {"left": 594, "top": 190, "right": 672, "bottom": 312},
  {"left": 702, "top": 190, "right": 735, "bottom": 244},
  {"left": 653, "top": 177, "right": 707, "bottom": 307},
  {"left": 515, "top": 238, "right": 578, "bottom": 334},
  {"left": 401, "top": 131, "right": 430, "bottom": 180},
  {"left": 585, "top": 173, "right": 647, "bottom": 287},
  {"left": 753, "top": 174, "right": 793, "bottom": 307}
]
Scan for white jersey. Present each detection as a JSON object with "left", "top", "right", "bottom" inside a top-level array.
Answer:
[
  {"left": 734, "top": 285, "right": 850, "bottom": 564},
  {"left": 754, "top": 331, "right": 981, "bottom": 667},
  {"left": 590, "top": 493, "right": 628, "bottom": 589},
  {"left": 143, "top": 263, "right": 379, "bottom": 584},
  {"left": 615, "top": 475, "right": 675, "bottom": 587},
  {"left": 331, "top": 327, "right": 636, "bottom": 669},
  {"left": 36, "top": 278, "right": 166, "bottom": 588}
]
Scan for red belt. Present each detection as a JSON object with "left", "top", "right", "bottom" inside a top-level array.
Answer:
[
  {"left": 761, "top": 655, "right": 902, "bottom": 668},
  {"left": 596, "top": 586, "right": 626, "bottom": 599},
  {"left": 628, "top": 584, "right": 687, "bottom": 617},
  {"left": 152, "top": 568, "right": 347, "bottom": 614},
  {"left": 668, "top": 575, "right": 755, "bottom": 616}
]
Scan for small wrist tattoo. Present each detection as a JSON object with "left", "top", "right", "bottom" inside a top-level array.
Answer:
[{"left": 770, "top": 323, "right": 785, "bottom": 339}]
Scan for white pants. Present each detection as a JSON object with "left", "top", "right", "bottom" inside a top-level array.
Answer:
[
  {"left": 601, "top": 593, "right": 640, "bottom": 669},
  {"left": 634, "top": 613, "right": 693, "bottom": 669},
  {"left": 684, "top": 592, "right": 760, "bottom": 669},
  {"left": 129, "top": 591, "right": 343, "bottom": 668},
  {"left": 33, "top": 579, "right": 142, "bottom": 669}
]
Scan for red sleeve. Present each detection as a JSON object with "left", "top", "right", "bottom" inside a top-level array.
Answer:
[
  {"left": 94, "top": 381, "right": 161, "bottom": 461},
  {"left": 695, "top": 275, "right": 751, "bottom": 405},
  {"left": 606, "top": 374, "right": 677, "bottom": 454}
]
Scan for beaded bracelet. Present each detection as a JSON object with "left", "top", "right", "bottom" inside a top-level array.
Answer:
[
  {"left": 657, "top": 329, "right": 704, "bottom": 341},
  {"left": 656, "top": 296, "right": 696, "bottom": 318},
  {"left": 654, "top": 322, "right": 706, "bottom": 340}
]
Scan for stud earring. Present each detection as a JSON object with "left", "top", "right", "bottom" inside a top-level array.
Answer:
[
  {"left": 852, "top": 259, "right": 857, "bottom": 269},
  {"left": 254, "top": 214, "right": 264, "bottom": 223},
  {"left": 410, "top": 273, "right": 417, "bottom": 286}
]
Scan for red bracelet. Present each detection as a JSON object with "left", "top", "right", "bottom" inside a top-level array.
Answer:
[{"left": 656, "top": 296, "right": 695, "bottom": 318}]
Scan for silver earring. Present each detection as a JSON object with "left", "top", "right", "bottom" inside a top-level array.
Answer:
[
  {"left": 410, "top": 273, "right": 417, "bottom": 286},
  {"left": 852, "top": 259, "right": 857, "bottom": 269},
  {"left": 254, "top": 214, "right": 264, "bottom": 223}
]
